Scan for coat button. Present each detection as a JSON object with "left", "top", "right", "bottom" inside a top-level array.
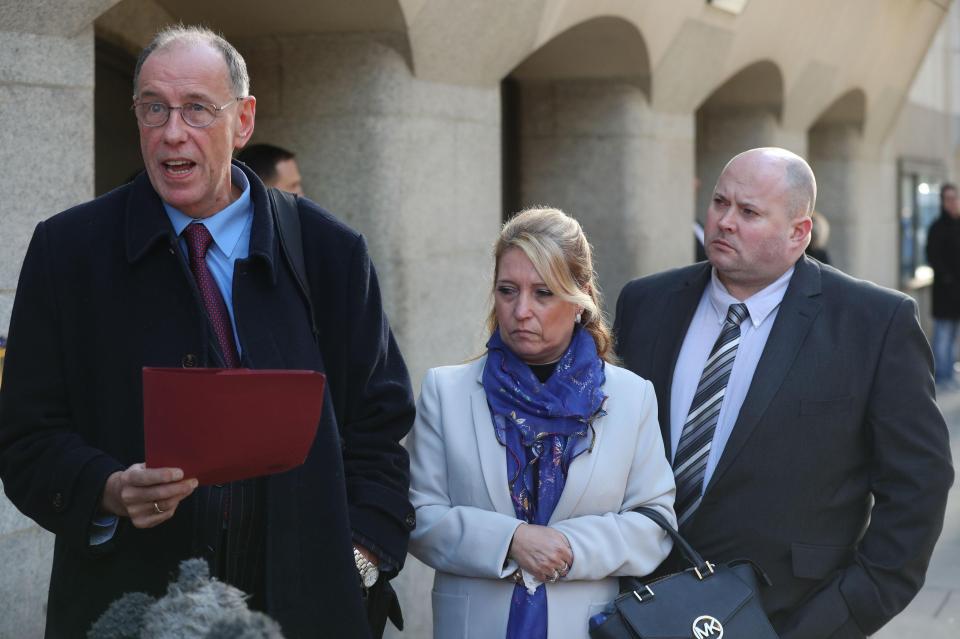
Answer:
[
  {"left": 51, "top": 492, "right": 64, "bottom": 511},
  {"left": 181, "top": 354, "right": 198, "bottom": 368},
  {"left": 404, "top": 513, "right": 416, "bottom": 530}
]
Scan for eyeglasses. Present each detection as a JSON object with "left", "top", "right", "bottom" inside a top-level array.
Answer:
[{"left": 131, "top": 97, "right": 244, "bottom": 128}]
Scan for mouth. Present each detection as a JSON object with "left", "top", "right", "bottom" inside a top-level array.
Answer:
[
  {"left": 161, "top": 159, "right": 196, "bottom": 177},
  {"left": 710, "top": 238, "right": 735, "bottom": 252}
]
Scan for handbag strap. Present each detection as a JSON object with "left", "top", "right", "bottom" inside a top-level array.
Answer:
[
  {"left": 633, "top": 506, "right": 715, "bottom": 578},
  {"left": 269, "top": 188, "right": 319, "bottom": 344}
]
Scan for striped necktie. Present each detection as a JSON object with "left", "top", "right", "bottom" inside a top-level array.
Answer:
[
  {"left": 183, "top": 223, "right": 240, "bottom": 368},
  {"left": 673, "top": 302, "right": 749, "bottom": 528}
]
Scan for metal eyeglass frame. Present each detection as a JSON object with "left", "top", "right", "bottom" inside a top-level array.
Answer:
[{"left": 131, "top": 97, "right": 245, "bottom": 128}]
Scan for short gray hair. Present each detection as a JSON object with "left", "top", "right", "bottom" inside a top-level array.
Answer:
[
  {"left": 782, "top": 156, "right": 817, "bottom": 217},
  {"left": 133, "top": 25, "right": 249, "bottom": 98}
]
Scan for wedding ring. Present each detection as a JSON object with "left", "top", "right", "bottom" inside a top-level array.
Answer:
[
  {"left": 153, "top": 502, "right": 164, "bottom": 514},
  {"left": 549, "top": 569, "right": 560, "bottom": 583},
  {"left": 560, "top": 562, "right": 569, "bottom": 575}
]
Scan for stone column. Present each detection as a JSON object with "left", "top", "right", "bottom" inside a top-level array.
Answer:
[
  {"left": 237, "top": 33, "right": 503, "bottom": 638},
  {"left": 695, "top": 107, "right": 807, "bottom": 218},
  {"left": 240, "top": 33, "right": 502, "bottom": 385},
  {"left": 809, "top": 128, "right": 897, "bottom": 286},
  {"left": 516, "top": 79, "right": 695, "bottom": 306},
  {"left": 0, "top": 24, "right": 96, "bottom": 639}
]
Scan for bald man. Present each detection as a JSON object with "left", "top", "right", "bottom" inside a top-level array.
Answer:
[{"left": 615, "top": 148, "right": 953, "bottom": 638}]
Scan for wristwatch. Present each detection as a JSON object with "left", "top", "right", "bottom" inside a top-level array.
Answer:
[{"left": 354, "top": 546, "right": 380, "bottom": 588}]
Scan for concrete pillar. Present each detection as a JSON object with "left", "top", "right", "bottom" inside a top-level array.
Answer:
[
  {"left": 239, "top": 33, "right": 501, "bottom": 385},
  {"left": 516, "top": 79, "right": 695, "bottom": 305},
  {"left": 0, "top": 24, "right": 96, "bottom": 639},
  {"left": 809, "top": 128, "right": 897, "bottom": 286},
  {"left": 237, "top": 33, "right": 503, "bottom": 638},
  {"left": 695, "top": 107, "right": 808, "bottom": 219}
]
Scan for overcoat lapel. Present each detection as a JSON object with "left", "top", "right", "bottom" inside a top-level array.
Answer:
[
  {"left": 550, "top": 409, "right": 605, "bottom": 524},
  {"left": 470, "top": 375, "right": 516, "bottom": 516},
  {"left": 704, "top": 257, "right": 823, "bottom": 494},
  {"left": 651, "top": 264, "right": 712, "bottom": 458}
]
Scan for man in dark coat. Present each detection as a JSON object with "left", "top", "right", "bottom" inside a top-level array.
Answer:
[
  {"left": 616, "top": 147, "right": 953, "bottom": 638},
  {"left": 0, "top": 26, "right": 414, "bottom": 638},
  {"left": 926, "top": 183, "right": 960, "bottom": 386}
]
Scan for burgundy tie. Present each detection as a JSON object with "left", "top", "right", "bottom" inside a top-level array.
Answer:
[{"left": 182, "top": 223, "right": 240, "bottom": 368}]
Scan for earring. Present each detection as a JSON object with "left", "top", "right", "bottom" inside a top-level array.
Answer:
[{"left": 576, "top": 310, "right": 583, "bottom": 323}]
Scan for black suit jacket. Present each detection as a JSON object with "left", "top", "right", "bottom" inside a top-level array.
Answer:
[
  {"left": 0, "top": 163, "right": 415, "bottom": 638},
  {"left": 614, "top": 257, "right": 953, "bottom": 639}
]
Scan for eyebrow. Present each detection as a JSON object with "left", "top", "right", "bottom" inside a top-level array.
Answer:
[{"left": 136, "top": 89, "right": 217, "bottom": 103}]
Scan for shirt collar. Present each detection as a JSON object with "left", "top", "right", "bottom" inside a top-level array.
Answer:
[
  {"left": 163, "top": 166, "right": 252, "bottom": 258},
  {"left": 707, "top": 265, "right": 795, "bottom": 328}
]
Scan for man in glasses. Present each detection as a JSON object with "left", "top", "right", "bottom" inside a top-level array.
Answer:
[{"left": 0, "top": 25, "right": 415, "bottom": 639}]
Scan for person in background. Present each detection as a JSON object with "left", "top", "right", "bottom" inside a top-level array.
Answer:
[
  {"left": 805, "top": 210, "right": 832, "bottom": 265},
  {"left": 616, "top": 147, "right": 952, "bottom": 639},
  {"left": 408, "top": 207, "right": 675, "bottom": 639},
  {"left": 0, "top": 25, "right": 414, "bottom": 638},
  {"left": 926, "top": 183, "right": 960, "bottom": 387},
  {"left": 237, "top": 143, "right": 304, "bottom": 195}
]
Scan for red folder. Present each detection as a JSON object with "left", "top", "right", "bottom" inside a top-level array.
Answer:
[{"left": 143, "top": 367, "right": 325, "bottom": 485}]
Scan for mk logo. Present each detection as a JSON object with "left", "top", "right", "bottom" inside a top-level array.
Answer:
[{"left": 692, "top": 615, "right": 724, "bottom": 639}]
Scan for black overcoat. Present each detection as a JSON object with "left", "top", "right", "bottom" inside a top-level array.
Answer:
[
  {"left": 0, "top": 163, "right": 415, "bottom": 638},
  {"left": 926, "top": 212, "right": 960, "bottom": 318}
]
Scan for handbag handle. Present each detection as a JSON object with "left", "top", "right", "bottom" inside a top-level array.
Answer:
[{"left": 633, "top": 506, "right": 715, "bottom": 579}]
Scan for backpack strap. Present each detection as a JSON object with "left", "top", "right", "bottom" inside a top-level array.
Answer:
[{"left": 268, "top": 188, "right": 319, "bottom": 343}]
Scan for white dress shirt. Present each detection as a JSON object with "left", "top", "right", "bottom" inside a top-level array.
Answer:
[{"left": 669, "top": 266, "right": 794, "bottom": 491}]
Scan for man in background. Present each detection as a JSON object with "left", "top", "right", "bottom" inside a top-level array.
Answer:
[
  {"left": 237, "top": 143, "right": 304, "bottom": 195},
  {"left": 927, "top": 183, "right": 960, "bottom": 388}
]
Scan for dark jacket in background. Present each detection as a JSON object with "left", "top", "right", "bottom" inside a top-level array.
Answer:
[
  {"left": 927, "top": 211, "right": 960, "bottom": 318},
  {"left": 0, "top": 163, "right": 415, "bottom": 638}
]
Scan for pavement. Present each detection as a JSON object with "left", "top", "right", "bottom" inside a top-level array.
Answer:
[{"left": 874, "top": 386, "right": 960, "bottom": 638}]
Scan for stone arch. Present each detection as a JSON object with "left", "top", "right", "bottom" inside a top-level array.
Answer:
[
  {"left": 503, "top": 16, "right": 679, "bottom": 301},
  {"left": 810, "top": 88, "right": 867, "bottom": 134},
  {"left": 807, "top": 88, "right": 868, "bottom": 275},
  {"left": 510, "top": 16, "right": 650, "bottom": 96},
  {"left": 695, "top": 60, "right": 787, "bottom": 217}
]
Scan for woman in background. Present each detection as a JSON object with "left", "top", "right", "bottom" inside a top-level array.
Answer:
[{"left": 408, "top": 207, "right": 675, "bottom": 639}]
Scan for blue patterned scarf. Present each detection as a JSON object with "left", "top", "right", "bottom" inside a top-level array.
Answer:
[{"left": 483, "top": 325, "right": 607, "bottom": 639}]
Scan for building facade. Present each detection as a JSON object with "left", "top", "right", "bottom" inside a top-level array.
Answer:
[{"left": 0, "top": 0, "right": 956, "bottom": 636}]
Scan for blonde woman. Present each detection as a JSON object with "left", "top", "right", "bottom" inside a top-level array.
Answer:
[{"left": 408, "top": 207, "right": 676, "bottom": 639}]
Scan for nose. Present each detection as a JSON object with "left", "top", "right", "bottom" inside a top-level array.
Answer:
[
  {"left": 514, "top": 292, "right": 533, "bottom": 319},
  {"left": 716, "top": 206, "right": 736, "bottom": 232},
  {"left": 160, "top": 110, "right": 189, "bottom": 144}
]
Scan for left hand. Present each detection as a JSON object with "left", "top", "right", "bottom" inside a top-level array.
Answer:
[{"left": 509, "top": 523, "right": 573, "bottom": 582}]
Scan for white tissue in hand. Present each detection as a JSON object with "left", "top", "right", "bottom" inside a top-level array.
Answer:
[{"left": 521, "top": 569, "right": 543, "bottom": 595}]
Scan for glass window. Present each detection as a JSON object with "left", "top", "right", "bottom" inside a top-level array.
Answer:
[{"left": 899, "top": 159, "right": 944, "bottom": 287}]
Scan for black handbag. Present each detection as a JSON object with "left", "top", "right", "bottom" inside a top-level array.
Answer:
[{"left": 589, "top": 507, "right": 780, "bottom": 639}]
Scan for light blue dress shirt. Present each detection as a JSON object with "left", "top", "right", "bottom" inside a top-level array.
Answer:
[
  {"left": 90, "top": 166, "right": 253, "bottom": 546},
  {"left": 163, "top": 166, "right": 253, "bottom": 357},
  {"left": 669, "top": 266, "right": 794, "bottom": 493}
]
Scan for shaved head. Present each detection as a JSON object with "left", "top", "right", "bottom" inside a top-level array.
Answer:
[
  {"left": 704, "top": 147, "right": 816, "bottom": 300},
  {"left": 722, "top": 147, "right": 816, "bottom": 218}
]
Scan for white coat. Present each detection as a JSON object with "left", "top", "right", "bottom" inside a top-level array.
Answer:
[{"left": 408, "top": 356, "right": 676, "bottom": 639}]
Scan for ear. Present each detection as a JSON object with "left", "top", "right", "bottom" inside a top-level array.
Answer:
[
  {"left": 233, "top": 95, "right": 257, "bottom": 150},
  {"left": 791, "top": 214, "right": 813, "bottom": 244}
]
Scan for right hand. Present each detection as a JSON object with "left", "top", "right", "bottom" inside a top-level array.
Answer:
[
  {"left": 508, "top": 523, "right": 573, "bottom": 583},
  {"left": 100, "top": 463, "right": 199, "bottom": 529}
]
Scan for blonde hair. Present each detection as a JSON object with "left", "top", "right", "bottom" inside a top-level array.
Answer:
[{"left": 486, "top": 207, "right": 615, "bottom": 362}]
